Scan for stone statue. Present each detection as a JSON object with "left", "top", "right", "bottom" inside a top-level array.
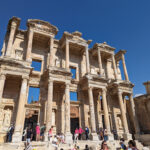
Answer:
[
  {"left": 3, "top": 109, "right": 11, "bottom": 128},
  {"left": 0, "top": 109, "right": 4, "bottom": 131},
  {"left": 117, "top": 115, "right": 123, "bottom": 129}
]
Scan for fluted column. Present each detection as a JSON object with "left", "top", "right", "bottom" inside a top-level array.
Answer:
[
  {"left": 118, "top": 90, "right": 131, "bottom": 140},
  {"left": 26, "top": 28, "right": 34, "bottom": 62},
  {"left": 49, "top": 37, "right": 54, "bottom": 67},
  {"left": 65, "top": 40, "right": 69, "bottom": 70},
  {"left": 64, "top": 83, "right": 72, "bottom": 142},
  {"left": 97, "top": 48, "right": 103, "bottom": 75},
  {"left": 6, "top": 22, "right": 17, "bottom": 57},
  {"left": 111, "top": 55, "right": 118, "bottom": 80},
  {"left": 12, "top": 76, "right": 28, "bottom": 142},
  {"left": 44, "top": 79, "right": 53, "bottom": 141},
  {"left": 101, "top": 89, "right": 111, "bottom": 132},
  {"left": 88, "top": 87, "right": 98, "bottom": 140},
  {"left": 0, "top": 74, "right": 6, "bottom": 103},
  {"left": 129, "top": 93, "right": 140, "bottom": 134},
  {"left": 85, "top": 46, "right": 90, "bottom": 74},
  {"left": 121, "top": 54, "right": 129, "bottom": 81}
]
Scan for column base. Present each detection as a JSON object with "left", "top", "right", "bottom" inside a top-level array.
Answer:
[
  {"left": 65, "top": 132, "right": 72, "bottom": 143},
  {"left": 107, "top": 133, "right": 114, "bottom": 141},
  {"left": 12, "top": 132, "right": 22, "bottom": 143},
  {"left": 123, "top": 133, "right": 132, "bottom": 140},
  {"left": 44, "top": 132, "right": 49, "bottom": 142},
  {"left": 90, "top": 132, "right": 99, "bottom": 141}
]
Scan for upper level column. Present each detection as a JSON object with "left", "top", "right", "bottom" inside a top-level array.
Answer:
[
  {"left": 49, "top": 37, "right": 54, "bottom": 67},
  {"left": 111, "top": 54, "right": 118, "bottom": 80},
  {"left": 121, "top": 53, "right": 129, "bottom": 81},
  {"left": 12, "top": 76, "right": 28, "bottom": 142},
  {"left": 65, "top": 39, "right": 69, "bottom": 70},
  {"left": 6, "top": 22, "right": 17, "bottom": 57},
  {"left": 85, "top": 46, "right": 90, "bottom": 74},
  {"left": 97, "top": 48, "right": 103, "bottom": 76},
  {"left": 0, "top": 74, "right": 6, "bottom": 103},
  {"left": 26, "top": 28, "right": 34, "bottom": 62}
]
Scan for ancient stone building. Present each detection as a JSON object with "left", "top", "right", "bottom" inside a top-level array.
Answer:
[
  {"left": 0, "top": 17, "right": 140, "bottom": 143},
  {"left": 133, "top": 81, "right": 150, "bottom": 145}
]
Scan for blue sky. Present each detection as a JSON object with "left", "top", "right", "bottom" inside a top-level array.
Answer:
[{"left": 0, "top": 0, "right": 150, "bottom": 95}]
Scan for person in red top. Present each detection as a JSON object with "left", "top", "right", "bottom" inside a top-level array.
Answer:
[
  {"left": 78, "top": 127, "right": 84, "bottom": 140},
  {"left": 74, "top": 128, "right": 79, "bottom": 143},
  {"left": 48, "top": 126, "right": 53, "bottom": 142},
  {"left": 36, "top": 123, "right": 40, "bottom": 141}
]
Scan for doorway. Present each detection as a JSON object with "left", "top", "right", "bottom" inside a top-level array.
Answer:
[
  {"left": 71, "top": 118, "right": 79, "bottom": 134},
  {"left": 23, "top": 110, "right": 39, "bottom": 141}
]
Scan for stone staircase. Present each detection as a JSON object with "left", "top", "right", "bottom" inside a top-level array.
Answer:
[{"left": 0, "top": 140, "right": 149, "bottom": 150}]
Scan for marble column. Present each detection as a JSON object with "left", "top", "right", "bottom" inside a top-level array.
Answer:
[
  {"left": 101, "top": 89, "right": 114, "bottom": 140},
  {"left": 88, "top": 87, "right": 98, "bottom": 140},
  {"left": 111, "top": 55, "right": 118, "bottom": 80},
  {"left": 129, "top": 93, "right": 140, "bottom": 134},
  {"left": 65, "top": 40, "right": 69, "bottom": 70},
  {"left": 97, "top": 48, "right": 103, "bottom": 75},
  {"left": 0, "top": 74, "right": 6, "bottom": 103},
  {"left": 12, "top": 76, "right": 28, "bottom": 142},
  {"left": 85, "top": 46, "right": 90, "bottom": 74},
  {"left": 64, "top": 83, "right": 72, "bottom": 142},
  {"left": 118, "top": 91, "right": 131, "bottom": 140},
  {"left": 26, "top": 28, "right": 34, "bottom": 62},
  {"left": 44, "top": 79, "right": 53, "bottom": 141},
  {"left": 121, "top": 54, "right": 129, "bottom": 81},
  {"left": 97, "top": 95, "right": 102, "bottom": 129},
  {"left": 6, "top": 22, "right": 17, "bottom": 57},
  {"left": 49, "top": 37, "right": 54, "bottom": 67}
]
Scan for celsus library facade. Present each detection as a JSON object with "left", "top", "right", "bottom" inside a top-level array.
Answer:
[{"left": 0, "top": 17, "right": 140, "bottom": 143}]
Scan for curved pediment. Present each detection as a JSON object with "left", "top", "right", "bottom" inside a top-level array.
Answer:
[{"left": 27, "top": 19, "right": 58, "bottom": 35}]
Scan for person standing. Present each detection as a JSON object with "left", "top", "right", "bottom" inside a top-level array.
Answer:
[
  {"left": 7, "top": 124, "right": 14, "bottom": 142},
  {"left": 85, "top": 127, "right": 89, "bottom": 140},
  {"left": 40, "top": 124, "right": 46, "bottom": 141},
  {"left": 26, "top": 127, "right": 33, "bottom": 144},
  {"left": 78, "top": 127, "right": 84, "bottom": 140},
  {"left": 36, "top": 123, "right": 40, "bottom": 141},
  {"left": 103, "top": 129, "right": 108, "bottom": 141},
  {"left": 119, "top": 138, "right": 126, "bottom": 150},
  {"left": 99, "top": 128, "right": 104, "bottom": 140},
  {"left": 74, "top": 128, "right": 79, "bottom": 143},
  {"left": 48, "top": 126, "right": 53, "bottom": 142}
]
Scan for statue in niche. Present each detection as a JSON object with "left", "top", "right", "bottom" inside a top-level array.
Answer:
[
  {"left": 3, "top": 109, "right": 12, "bottom": 128},
  {"left": 117, "top": 115, "right": 123, "bottom": 130},
  {"left": 0, "top": 109, "right": 4, "bottom": 130}
]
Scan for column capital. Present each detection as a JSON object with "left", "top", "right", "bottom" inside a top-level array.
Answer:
[
  {"left": 0, "top": 74, "right": 6, "bottom": 80},
  {"left": 118, "top": 89, "right": 123, "bottom": 94},
  {"left": 48, "top": 79, "right": 53, "bottom": 83},
  {"left": 102, "top": 88, "right": 107, "bottom": 93},
  {"left": 22, "top": 75, "right": 29, "bottom": 80},
  {"left": 88, "top": 86, "right": 93, "bottom": 90}
]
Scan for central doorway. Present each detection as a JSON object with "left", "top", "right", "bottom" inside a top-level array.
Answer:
[
  {"left": 71, "top": 118, "right": 79, "bottom": 134},
  {"left": 23, "top": 109, "right": 39, "bottom": 141}
]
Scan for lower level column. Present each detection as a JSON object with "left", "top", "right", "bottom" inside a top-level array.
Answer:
[
  {"left": 44, "top": 79, "right": 53, "bottom": 141},
  {"left": 88, "top": 87, "right": 99, "bottom": 140},
  {"left": 101, "top": 89, "right": 114, "bottom": 140},
  {"left": 12, "top": 76, "right": 28, "bottom": 142},
  {"left": 129, "top": 93, "right": 140, "bottom": 138},
  {"left": 118, "top": 90, "right": 132, "bottom": 140},
  {"left": 64, "top": 83, "right": 72, "bottom": 143}
]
